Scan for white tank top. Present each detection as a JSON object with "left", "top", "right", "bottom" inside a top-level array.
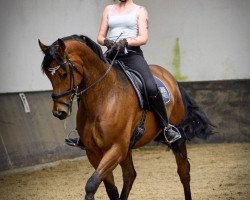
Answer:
[{"left": 107, "top": 5, "right": 141, "bottom": 41}]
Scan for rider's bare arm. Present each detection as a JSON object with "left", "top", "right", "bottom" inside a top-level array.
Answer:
[
  {"left": 127, "top": 7, "right": 149, "bottom": 46},
  {"left": 97, "top": 5, "right": 111, "bottom": 46}
]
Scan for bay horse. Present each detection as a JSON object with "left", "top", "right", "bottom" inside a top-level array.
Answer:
[{"left": 39, "top": 35, "right": 213, "bottom": 200}]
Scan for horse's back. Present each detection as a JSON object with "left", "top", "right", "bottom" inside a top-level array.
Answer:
[{"left": 149, "top": 64, "right": 177, "bottom": 89}]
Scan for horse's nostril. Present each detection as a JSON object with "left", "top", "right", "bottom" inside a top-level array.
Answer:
[{"left": 53, "top": 110, "right": 68, "bottom": 120}]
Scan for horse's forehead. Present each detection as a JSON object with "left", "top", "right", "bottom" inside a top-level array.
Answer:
[
  {"left": 49, "top": 45, "right": 64, "bottom": 61},
  {"left": 42, "top": 48, "right": 58, "bottom": 72},
  {"left": 49, "top": 44, "right": 59, "bottom": 54},
  {"left": 46, "top": 49, "right": 56, "bottom": 64}
]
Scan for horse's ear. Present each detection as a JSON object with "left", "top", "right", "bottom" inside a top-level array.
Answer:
[
  {"left": 57, "top": 39, "right": 66, "bottom": 52},
  {"left": 38, "top": 39, "right": 49, "bottom": 54}
]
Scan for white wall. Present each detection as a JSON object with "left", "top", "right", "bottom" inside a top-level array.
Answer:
[
  {"left": 140, "top": 0, "right": 250, "bottom": 81},
  {"left": 0, "top": 0, "right": 249, "bottom": 93},
  {"left": 0, "top": 0, "right": 112, "bottom": 93}
]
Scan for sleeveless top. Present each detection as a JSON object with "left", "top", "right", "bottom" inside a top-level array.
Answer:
[{"left": 107, "top": 5, "right": 142, "bottom": 41}]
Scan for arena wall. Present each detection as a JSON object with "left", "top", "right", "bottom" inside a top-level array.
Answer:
[
  {"left": 0, "top": 79, "right": 249, "bottom": 171},
  {"left": 0, "top": 92, "right": 84, "bottom": 171},
  {"left": 0, "top": 0, "right": 250, "bottom": 93},
  {"left": 0, "top": 0, "right": 249, "bottom": 172}
]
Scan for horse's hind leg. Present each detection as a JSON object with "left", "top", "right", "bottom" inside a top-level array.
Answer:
[
  {"left": 173, "top": 142, "right": 192, "bottom": 200},
  {"left": 103, "top": 173, "right": 120, "bottom": 200},
  {"left": 119, "top": 151, "right": 137, "bottom": 200}
]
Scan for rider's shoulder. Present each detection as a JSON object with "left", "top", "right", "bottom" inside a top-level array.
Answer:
[
  {"left": 138, "top": 5, "right": 148, "bottom": 12},
  {"left": 102, "top": 5, "right": 114, "bottom": 16},
  {"left": 104, "top": 5, "right": 115, "bottom": 12},
  {"left": 137, "top": 5, "right": 148, "bottom": 17}
]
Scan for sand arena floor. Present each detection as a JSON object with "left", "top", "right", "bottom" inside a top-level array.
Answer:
[{"left": 0, "top": 143, "right": 249, "bottom": 200}]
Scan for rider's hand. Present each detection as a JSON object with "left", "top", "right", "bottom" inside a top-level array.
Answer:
[
  {"left": 114, "top": 39, "right": 128, "bottom": 51},
  {"left": 104, "top": 38, "right": 115, "bottom": 49}
]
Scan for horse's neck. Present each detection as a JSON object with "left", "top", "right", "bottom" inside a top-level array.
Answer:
[
  {"left": 76, "top": 46, "right": 133, "bottom": 118},
  {"left": 77, "top": 45, "right": 117, "bottom": 98}
]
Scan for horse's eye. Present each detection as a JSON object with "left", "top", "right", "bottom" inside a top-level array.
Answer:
[{"left": 62, "top": 72, "right": 67, "bottom": 78}]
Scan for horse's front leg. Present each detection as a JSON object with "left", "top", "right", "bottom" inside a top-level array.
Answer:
[
  {"left": 173, "top": 142, "right": 192, "bottom": 200},
  {"left": 85, "top": 171, "right": 102, "bottom": 200},
  {"left": 119, "top": 151, "right": 137, "bottom": 200},
  {"left": 84, "top": 150, "right": 102, "bottom": 200},
  {"left": 85, "top": 146, "right": 125, "bottom": 200}
]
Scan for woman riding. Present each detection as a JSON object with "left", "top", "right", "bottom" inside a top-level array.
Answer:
[
  {"left": 66, "top": 0, "right": 182, "bottom": 147},
  {"left": 96, "top": 0, "right": 182, "bottom": 145}
]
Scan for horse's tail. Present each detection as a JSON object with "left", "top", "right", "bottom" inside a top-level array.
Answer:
[{"left": 177, "top": 84, "right": 215, "bottom": 141}]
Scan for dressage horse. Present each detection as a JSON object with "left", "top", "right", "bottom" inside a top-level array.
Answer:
[{"left": 39, "top": 35, "right": 213, "bottom": 200}]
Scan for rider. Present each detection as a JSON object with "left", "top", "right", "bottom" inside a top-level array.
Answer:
[{"left": 65, "top": 0, "right": 182, "bottom": 148}]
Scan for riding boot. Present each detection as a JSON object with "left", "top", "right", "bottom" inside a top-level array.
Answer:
[
  {"left": 149, "top": 90, "right": 182, "bottom": 144},
  {"left": 65, "top": 137, "right": 85, "bottom": 149}
]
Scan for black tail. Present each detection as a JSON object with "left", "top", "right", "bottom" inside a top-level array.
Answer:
[{"left": 177, "top": 84, "right": 214, "bottom": 140}]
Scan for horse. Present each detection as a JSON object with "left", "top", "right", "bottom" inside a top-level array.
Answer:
[{"left": 38, "top": 35, "right": 213, "bottom": 200}]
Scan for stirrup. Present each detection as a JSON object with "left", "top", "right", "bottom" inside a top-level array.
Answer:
[
  {"left": 163, "top": 125, "right": 182, "bottom": 144},
  {"left": 65, "top": 137, "right": 78, "bottom": 146},
  {"left": 65, "top": 129, "right": 85, "bottom": 149}
]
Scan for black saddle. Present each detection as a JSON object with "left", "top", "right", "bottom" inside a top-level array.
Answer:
[{"left": 114, "top": 60, "right": 171, "bottom": 109}]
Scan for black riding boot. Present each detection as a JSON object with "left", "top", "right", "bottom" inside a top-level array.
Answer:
[
  {"left": 65, "top": 137, "right": 85, "bottom": 149},
  {"left": 65, "top": 129, "right": 85, "bottom": 149},
  {"left": 149, "top": 90, "right": 182, "bottom": 144}
]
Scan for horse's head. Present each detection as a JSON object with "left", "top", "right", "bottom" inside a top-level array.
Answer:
[{"left": 39, "top": 38, "right": 83, "bottom": 120}]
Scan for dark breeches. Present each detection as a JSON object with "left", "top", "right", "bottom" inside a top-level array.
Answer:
[{"left": 116, "top": 48, "right": 158, "bottom": 97}]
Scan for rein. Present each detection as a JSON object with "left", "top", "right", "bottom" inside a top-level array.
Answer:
[{"left": 76, "top": 49, "right": 119, "bottom": 96}]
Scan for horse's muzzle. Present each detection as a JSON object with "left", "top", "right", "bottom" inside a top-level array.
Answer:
[{"left": 52, "top": 110, "right": 68, "bottom": 120}]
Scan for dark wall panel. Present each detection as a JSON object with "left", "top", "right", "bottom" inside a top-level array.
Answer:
[
  {"left": 0, "top": 92, "right": 83, "bottom": 171},
  {"left": 180, "top": 79, "right": 250, "bottom": 143}
]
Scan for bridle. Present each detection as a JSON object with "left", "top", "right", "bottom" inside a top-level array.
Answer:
[
  {"left": 48, "top": 49, "right": 116, "bottom": 112},
  {"left": 48, "top": 52, "right": 82, "bottom": 111}
]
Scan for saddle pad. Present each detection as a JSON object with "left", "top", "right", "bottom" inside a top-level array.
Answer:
[
  {"left": 115, "top": 60, "right": 170, "bottom": 108},
  {"left": 154, "top": 76, "right": 171, "bottom": 104}
]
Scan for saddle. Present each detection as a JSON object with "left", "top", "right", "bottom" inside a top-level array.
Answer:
[{"left": 115, "top": 60, "right": 171, "bottom": 109}]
